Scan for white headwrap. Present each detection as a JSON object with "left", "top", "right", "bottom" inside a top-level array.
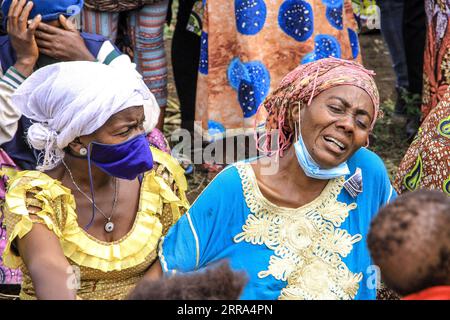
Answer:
[{"left": 12, "top": 61, "right": 160, "bottom": 171}]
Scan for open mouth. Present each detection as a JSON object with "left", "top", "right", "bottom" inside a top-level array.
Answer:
[{"left": 323, "top": 136, "right": 346, "bottom": 151}]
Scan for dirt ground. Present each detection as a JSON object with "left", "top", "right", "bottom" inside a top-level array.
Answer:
[{"left": 360, "top": 32, "right": 397, "bottom": 103}]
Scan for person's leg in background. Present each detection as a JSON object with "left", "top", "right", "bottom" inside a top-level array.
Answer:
[
  {"left": 403, "top": 0, "right": 426, "bottom": 138},
  {"left": 172, "top": 0, "right": 201, "bottom": 133},
  {"left": 128, "top": 1, "right": 170, "bottom": 131},
  {"left": 377, "top": 0, "right": 409, "bottom": 116},
  {"left": 81, "top": 8, "right": 120, "bottom": 42}
]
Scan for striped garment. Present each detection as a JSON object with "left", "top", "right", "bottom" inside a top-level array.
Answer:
[
  {"left": 81, "top": 0, "right": 169, "bottom": 108},
  {"left": 0, "top": 67, "right": 26, "bottom": 146},
  {"left": 0, "top": 67, "right": 26, "bottom": 89}
]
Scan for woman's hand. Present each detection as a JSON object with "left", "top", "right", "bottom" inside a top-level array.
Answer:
[
  {"left": 7, "top": 0, "right": 41, "bottom": 76},
  {"left": 35, "top": 15, "right": 95, "bottom": 62}
]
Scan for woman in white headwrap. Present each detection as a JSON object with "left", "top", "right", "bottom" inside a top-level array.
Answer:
[{"left": 0, "top": 61, "right": 189, "bottom": 300}]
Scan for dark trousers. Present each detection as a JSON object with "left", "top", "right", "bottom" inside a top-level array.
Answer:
[
  {"left": 403, "top": 0, "right": 426, "bottom": 96},
  {"left": 378, "top": 0, "right": 409, "bottom": 89},
  {"left": 378, "top": 0, "right": 426, "bottom": 96},
  {"left": 171, "top": 0, "right": 201, "bottom": 132}
]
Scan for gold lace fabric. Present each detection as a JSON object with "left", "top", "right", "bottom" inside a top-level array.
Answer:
[
  {"left": 1, "top": 147, "right": 189, "bottom": 300},
  {"left": 233, "top": 163, "right": 363, "bottom": 300}
]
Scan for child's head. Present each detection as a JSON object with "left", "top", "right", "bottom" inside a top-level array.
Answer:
[
  {"left": 127, "top": 261, "right": 247, "bottom": 300},
  {"left": 367, "top": 190, "right": 450, "bottom": 296}
]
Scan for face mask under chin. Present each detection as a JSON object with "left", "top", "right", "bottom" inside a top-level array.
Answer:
[{"left": 293, "top": 130, "right": 350, "bottom": 180}]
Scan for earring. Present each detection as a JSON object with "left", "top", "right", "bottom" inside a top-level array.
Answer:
[{"left": 79, "top": 147, "right": 88, "bottom": 156}]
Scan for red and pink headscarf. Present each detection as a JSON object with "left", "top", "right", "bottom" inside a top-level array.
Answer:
[{"left": 257, "top": 57, "right": 381, "bottom": 156}]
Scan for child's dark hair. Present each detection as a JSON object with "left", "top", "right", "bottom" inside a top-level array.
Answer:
[
  {"left": 127, "top": 260, "right": 247, "bottom": 300},
  {"left": 367, "top": 190, "right": 450, "bottom": 296}
]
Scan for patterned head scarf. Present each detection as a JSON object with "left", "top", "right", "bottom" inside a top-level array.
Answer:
[{"left": 257, "top": 57, "right": 380, "bottom": 156}]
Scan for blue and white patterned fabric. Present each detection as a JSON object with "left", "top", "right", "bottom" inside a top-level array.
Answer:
[{"left": 160, "top": 148, "right": 397, "bottom": 300}]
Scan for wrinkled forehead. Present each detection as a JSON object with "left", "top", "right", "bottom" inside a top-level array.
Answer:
[
  {"left": 92, "top": 106, "right": 144, "bottom": 135},
  {"left": 305, "top": 71, "right": 377, "bottom": 103},
  {"left": 311, "top": 84, "right": 375, "bottom": 116},
  {"left": 104, "top": 106, "right": 145, "bottom": 124}
]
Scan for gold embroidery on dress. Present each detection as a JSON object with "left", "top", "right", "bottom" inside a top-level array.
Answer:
[{"left": 233, "top": 163, "right": 363, "bottom": 300}]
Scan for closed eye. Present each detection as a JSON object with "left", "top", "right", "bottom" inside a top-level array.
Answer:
[
  {"left": 328, "top": 105, "right": 344, "bottom": 113},
  {"left": 114, "top": 117, "right": 146, "bottom": 136},
  {"left": 118, "top": 127, "right": 132, "bottom": 136},
  {"left": 356, "top": 119, "right": 368, "bottom": 129}
]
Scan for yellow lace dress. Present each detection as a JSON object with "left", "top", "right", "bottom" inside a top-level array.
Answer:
[{"left": 1, "top": 147, "right": 189, "bottom": 300}]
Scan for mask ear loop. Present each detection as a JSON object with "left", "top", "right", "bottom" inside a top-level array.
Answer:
[
  {"left": 295, "top": 101, "right": 303, "bottom": 143},
  {"left": 84, "top": 142, "right": 96, "bottom": 230},
  {"left": 294, "top": 104, "right": 298, "bottom": 141}
]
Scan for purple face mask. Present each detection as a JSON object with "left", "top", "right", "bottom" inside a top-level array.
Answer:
[
  {"left": 87, "top": 134, "right": 154, "bottom": 180},
  {"left": 81, "top": 134, "right": 153, "bottom": 230}
]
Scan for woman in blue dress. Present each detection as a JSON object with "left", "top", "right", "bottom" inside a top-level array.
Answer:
[{"left": 147, "top": 58, "right": 396, "bottom": 300}]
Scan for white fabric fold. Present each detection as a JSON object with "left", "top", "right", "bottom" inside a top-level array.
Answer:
[{"left": 11, "top": 61, "right": 160, "bottom": 170}]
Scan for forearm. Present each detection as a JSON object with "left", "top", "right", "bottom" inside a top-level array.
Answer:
[
  {"left": 13, "top": 59, "right": 35, "bottom": 77},
  {"left": 28, "top": 258, "right": 77, "bottom": 300},
  {"left": 0, "top": 66, "right": 26, "bottom": 144},
  {"left": 16, "top": 223, "right": 78, "bottom": 300}
]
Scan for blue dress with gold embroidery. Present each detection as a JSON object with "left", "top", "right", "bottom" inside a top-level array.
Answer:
[{"left": 159, "top": 148, "right": 396, "bottom": 300}]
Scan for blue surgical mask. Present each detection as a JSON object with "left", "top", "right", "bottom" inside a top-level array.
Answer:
[
  {"left": 83, "top": 133, "right": 153, "bottom": 230},
  {"left": 294, "top": 131, "right": 350, "bottom": 180},
  {"left": 88, "top": 134, "right": 154, "bottom": 180}
]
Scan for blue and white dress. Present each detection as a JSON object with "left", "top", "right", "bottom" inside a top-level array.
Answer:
[{"left": 160, "top": 148, "right": 396, "bottom": 300}]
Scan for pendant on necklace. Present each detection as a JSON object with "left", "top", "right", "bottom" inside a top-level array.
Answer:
[{"left": 104, "top": 221, "right": 114, "bottom": 233}]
